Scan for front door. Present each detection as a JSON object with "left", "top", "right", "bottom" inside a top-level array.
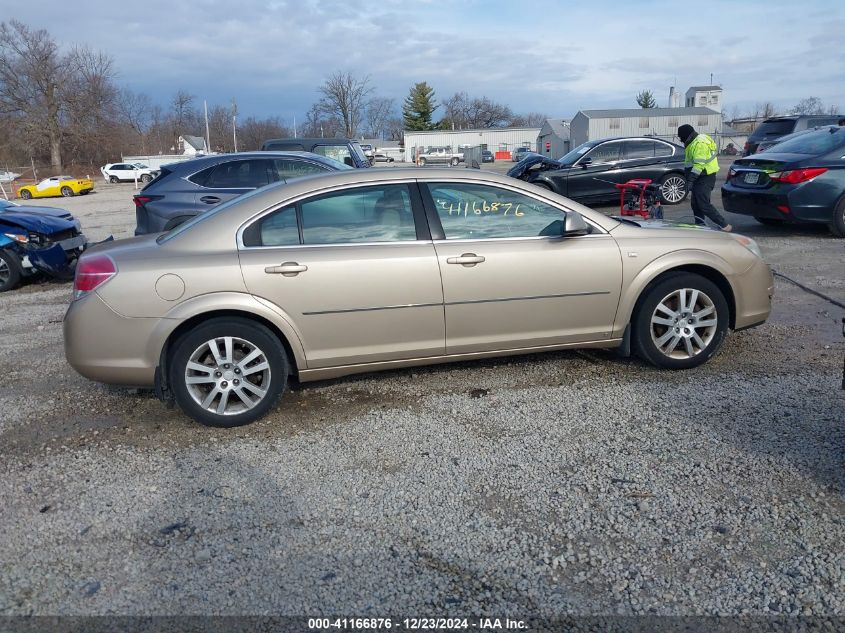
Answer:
[
  {"left": 565, "top": 140, "right": 624, "bottom": 202},
  {"left": 238, "top": 182, "right": 445, "bottom": 368},
  {"left": 422, "top": 181, "right": 623, "bottom": 355}
]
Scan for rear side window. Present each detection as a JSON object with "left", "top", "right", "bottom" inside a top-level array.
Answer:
[
  {"left": 204, "top": 159, "right": 272, "bottom": 188},
  {"left": 624, "top": 140, "right": 655, "bottom": 159},
  {"left": 312, "top": 144, "right": 354, "bottom": 166},
  {"left": 654, "top": 142, "right": 675, "bottom": 157},
  {"left": 242, "top": 206, "right": 299, "bottom": 247}
]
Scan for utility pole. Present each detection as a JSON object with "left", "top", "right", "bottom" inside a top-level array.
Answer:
[
  {"left": 232, "top": 97, "right": 238, "bottom": 152},
  {"left": 293, "top": 115, "right": 297, "bottom": 139},
  {"left": 204, "top": 100, "right": 211, "bottom": 153}
]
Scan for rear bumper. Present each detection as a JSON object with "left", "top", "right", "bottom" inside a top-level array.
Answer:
[
  {"left": 64, "top": 292, "right": 167, "bottom": 387},
  {"left": 721, "top": 183, "right": 835, "bottom": 224}
]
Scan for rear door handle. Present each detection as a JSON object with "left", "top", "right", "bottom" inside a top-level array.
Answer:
[
  {"left": 264, "top": 261, "right": 308, "bottom": 276},
  {"left": 446, "top": 253, "right": 485, "bottom": 266},
  {"left": 200, "top": 196, "right": 221, "bottom": 204}
]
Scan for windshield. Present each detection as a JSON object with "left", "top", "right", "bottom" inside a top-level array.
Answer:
[
  {"left": 557, "top": 141, "right": 596, "bottom": 165},
  {"left": 766, "top": 128, "right": 845, "bottom": 155}
]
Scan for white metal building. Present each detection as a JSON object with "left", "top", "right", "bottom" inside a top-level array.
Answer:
[
  {"left": 569, "top": 107, "right": 723, "bottom": 147},
  {"left": 403, "top": 127, "right": 541, "bottom": 162},
  {"left": 685, "top": 85, "right": 723, "bottom": 113}
]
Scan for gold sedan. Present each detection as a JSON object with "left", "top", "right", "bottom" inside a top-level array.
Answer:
[{"left": 64, "top": 169, "right": 773, "bottom": 427}]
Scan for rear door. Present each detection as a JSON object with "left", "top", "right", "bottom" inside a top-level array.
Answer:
[
  {"left": 237, "top": 182, "right": 445, "bottom": 368},
  {"left": 193, "top": 158, "right": 273, "bottom": 211}
]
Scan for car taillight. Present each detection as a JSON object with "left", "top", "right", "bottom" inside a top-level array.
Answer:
[
  {"left": 134, "top": 195, "right": 152, "bottom": 207},
  {"left": 73, "top": 254, "right": 117, "bottom": 299},
  {"left": 769, "top": 167, "right": 828, "bottom": 184}
]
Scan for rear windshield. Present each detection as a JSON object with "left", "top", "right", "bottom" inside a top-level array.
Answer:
[
  {"left": 752, "top": 119, "right": 796, "bottom": 138},
  {"left": 767, "top": 128, "right": 845, "bottom": 155}
]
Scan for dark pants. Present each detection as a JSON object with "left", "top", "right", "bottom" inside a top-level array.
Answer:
[{"left": 690, "top": 172, "right": 728, "bottom": 227}]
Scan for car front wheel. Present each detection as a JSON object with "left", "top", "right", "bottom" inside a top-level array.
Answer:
[
  {"left": 633, "top": 272, "right": 729, "bottom": 369},
  {"left": 829, "top": 197, "right": 845, "bottom": 238},
  {"left": 170, "top": 318, "right": 288, "bottom": 427},
  {"left": 19, "top": 189, "right": 32, "bottom": 200},
  {"left": 0, "top": 250, "right": 22, "bottom": 292},
  {"left": 141, "top": 174, "right": 152, "bottom": 183},
  {"left": 61, "top": 186, "right": 73, "bottom": 197},
  {"left": 659, "top": 174, "right": 687, "bottom": 204}
]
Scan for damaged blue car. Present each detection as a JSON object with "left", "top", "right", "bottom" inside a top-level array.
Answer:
[{"left": 0, "top": 199, "right": 88, "bottom": 292}]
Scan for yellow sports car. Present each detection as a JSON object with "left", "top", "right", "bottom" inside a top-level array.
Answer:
[{"left": 18, "top": 176, "right": 95, "bottom": 199}]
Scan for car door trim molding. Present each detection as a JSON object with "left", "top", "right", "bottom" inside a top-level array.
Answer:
[
  {"left": 302, "top": 301, "right": 442, "bottom": 316},
  {"left": 446, "top": 291, "right": 611, "bottom": 307}
]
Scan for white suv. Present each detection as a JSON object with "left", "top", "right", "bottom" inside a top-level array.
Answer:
[{"left": 101, "top": 163, "right": 158, "bottom": 184}]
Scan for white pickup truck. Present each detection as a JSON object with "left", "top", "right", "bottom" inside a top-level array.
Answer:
[{"left": 418, "top": 147, "right": 464, "bottom": 166}]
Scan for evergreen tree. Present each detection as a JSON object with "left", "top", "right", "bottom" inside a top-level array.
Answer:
[
  {"left": 636, "top": 90, "right": 657, "bottom": 109},
  {"left": 403, "top": 82, "right": 438, "bottom": 131}
]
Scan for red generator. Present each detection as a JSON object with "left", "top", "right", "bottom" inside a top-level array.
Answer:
[{"left": 614, "top": 179, "right": 664, "bottom": 219}]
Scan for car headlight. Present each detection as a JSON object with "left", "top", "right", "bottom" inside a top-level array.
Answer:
[
  {"left": 4, "top": 232, "right": 28, "bottom": 243},
  {"left": 731, "top": 234, "right": 763, "bottom": 259}
]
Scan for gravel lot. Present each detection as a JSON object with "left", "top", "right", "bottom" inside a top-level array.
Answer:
[{"left": 1, "top": 168, "right": 843, "bottom": 620}]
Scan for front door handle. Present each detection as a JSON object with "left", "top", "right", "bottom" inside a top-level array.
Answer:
[
  {"left": 446, "top": 253, "right": 485, "bottom": 267},
  {"left": 200, "top": 195, "right": 221, "bottom": 204},
  {"left": 264, "top": 261, "right": 308, "bottom": 276}
]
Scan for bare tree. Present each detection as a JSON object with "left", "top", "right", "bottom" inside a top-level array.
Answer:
[
  {"left": 303, "top": 102, "right": 344, "bottom": 138},
  {"left": 0, "top": 20, "right": 68, "bottom": 171},
  {"left": 365, "top": 96, "right": 394, "bottom": 139},
  {"left": 510, "top": 112, "right": 549, "bottom": 127},
  {"left": 237, "top": 116, "right": 291, "bottom": 151},
  {"left": 791, "top": 97, "right": 825, "bottom": 115},
  {"left": 117, "top": 88, "right": 153, "bottom": 153},
  {"left": 440, "top": 92, "right": 513, "bottom": 129},
  {"left": 318, "top": 71, "right": 373, "bottom": 138}
]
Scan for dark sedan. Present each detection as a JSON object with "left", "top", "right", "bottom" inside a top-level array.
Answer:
[
  {"left": 507, "top": 137, "right": 688, "bottom": 205},
  {"left": 133, "top": 151, "right": 351, "bottom": 235},
  {"left": 721, "top": 127, "right": 845, "bottom": 237}
]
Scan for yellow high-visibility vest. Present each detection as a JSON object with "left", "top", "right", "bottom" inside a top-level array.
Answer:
[{"left": 685, "top": 133, "right": 719, "bottom": 176}]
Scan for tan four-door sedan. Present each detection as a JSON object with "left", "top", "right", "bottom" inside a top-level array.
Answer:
[{"left": 64, "top": 168, "right": 773, "bottom": 427}]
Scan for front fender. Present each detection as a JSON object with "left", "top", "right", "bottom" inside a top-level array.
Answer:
[
  {"left": 153, "top": 291, "right": 308, "bottom": 371},
  {"left": 613, "top": 249, "right": 737, "bottom": 335}
]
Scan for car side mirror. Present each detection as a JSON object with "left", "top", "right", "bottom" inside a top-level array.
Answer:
[
  {"left": 563, "top": 212, "right": 589, "bottom": 236},
  {"left": 579, "top": 157, "right": 592, "bottom": 168}
]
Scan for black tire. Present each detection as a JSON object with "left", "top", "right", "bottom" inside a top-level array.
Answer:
[
  {"left": 0, "top": 250, "right": 22, "bottom": 292},
  {"left": 828, "top": 197, "right": 845, "bottom": 238},
  {"left": 61, "top": 186, "right": 73, "bottom": 197},
  {"left": 658, "top": 173, "right": 687, "bottom": 205},
  {"left": 170, "top": 317, "right": 288, "bottom": 427},
  {"left": 140, "top": 174, "right": 152, "bottom": 183},
  {"left": 109, "top": 175, "right": 119, "bottom": 184},
  {"left": 633, "top": 272, "right": 729, "bottom": 369},
  {"left": 450, "top": 157, "right": 459, "bottom": 166},
  {"left": 754, "top": 216, "right": 785, "bottom": 226},
  {"left": 418, "top": 157, "right": 427, "bottom": 166},
  {"left": 19, "top": 189, "right": 32, "bottom": 200}
]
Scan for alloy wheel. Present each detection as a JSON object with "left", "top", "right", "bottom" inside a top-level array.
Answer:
[
  {"left": 649, "top": 288, "right": 717, "bottom": 359},
  {"left": 184, "top": 336, "right": 271, "bottom": 416},
  {"left": 660, "top": 176, "right": 686, "bottom": 204},
  {"left": 0, "top": 257, "right": 9, "bottom": 285}
]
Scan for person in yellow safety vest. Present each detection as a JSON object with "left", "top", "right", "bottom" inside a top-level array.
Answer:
[{"left": 677, "top": 124, "right": 732, "bottom": 232}]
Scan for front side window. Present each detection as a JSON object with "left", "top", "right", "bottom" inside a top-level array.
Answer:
[
  {"left": 300, "top": 184, "right": 417, "bottom": 244},
  {"left": 427, "top": 182, "right": 568, "bottom": 240},
  {"left": 273, "top": 159, "right": 330, "bottom": 180},
  {"left": 312, "top": 144, "right": 353, "bottom": 166},
  {"left": 583, "top": 142, "right": 621, "bottom": 164},
  {"left": 204, "top": 159, "right": 271, "bottom": 188}
]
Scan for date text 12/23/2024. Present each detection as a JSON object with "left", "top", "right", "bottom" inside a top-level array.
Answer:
[{"left": 308, "top": 617, "right": 527, "bottom": 630}]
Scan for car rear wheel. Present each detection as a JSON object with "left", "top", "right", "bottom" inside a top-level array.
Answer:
[
  {"left": 450, "top": 157, "right": 460, "bottom": 166},
  {"left": 659, "top": 174, "right": 687, "bottom": 204},
  {"left": 418, "top": 158, "right": 427, "bottom": 166},
  {"left": 633, "top": 272, "right": 729, "bottom": 369},
  {"left": 19, "top": 189, "right": 32, "bottom": 200},
  {"left": 140, "top": 174, "right": 152, "bottom": 183},
  {"left": 61, "top": 186, "right": 73, "bottom": 197},
  {"left": 109, "top": 176, "right": 119, "bottom": 184},
  {"left": 170, "top": 318, "right": 288, "bottom": 427},
  {"left": 828, "top": 197, "right": 845, "bottom": 238},
  {"left": 754, "top": 216, "right": 784, "bottom": 226},
  {"left": 0, "top": 250, "right": 22, "bottom": 292}
]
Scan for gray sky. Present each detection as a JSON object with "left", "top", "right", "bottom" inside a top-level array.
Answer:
[{"left": 9, "top": 0, "right": 845, "bottom": 123}]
